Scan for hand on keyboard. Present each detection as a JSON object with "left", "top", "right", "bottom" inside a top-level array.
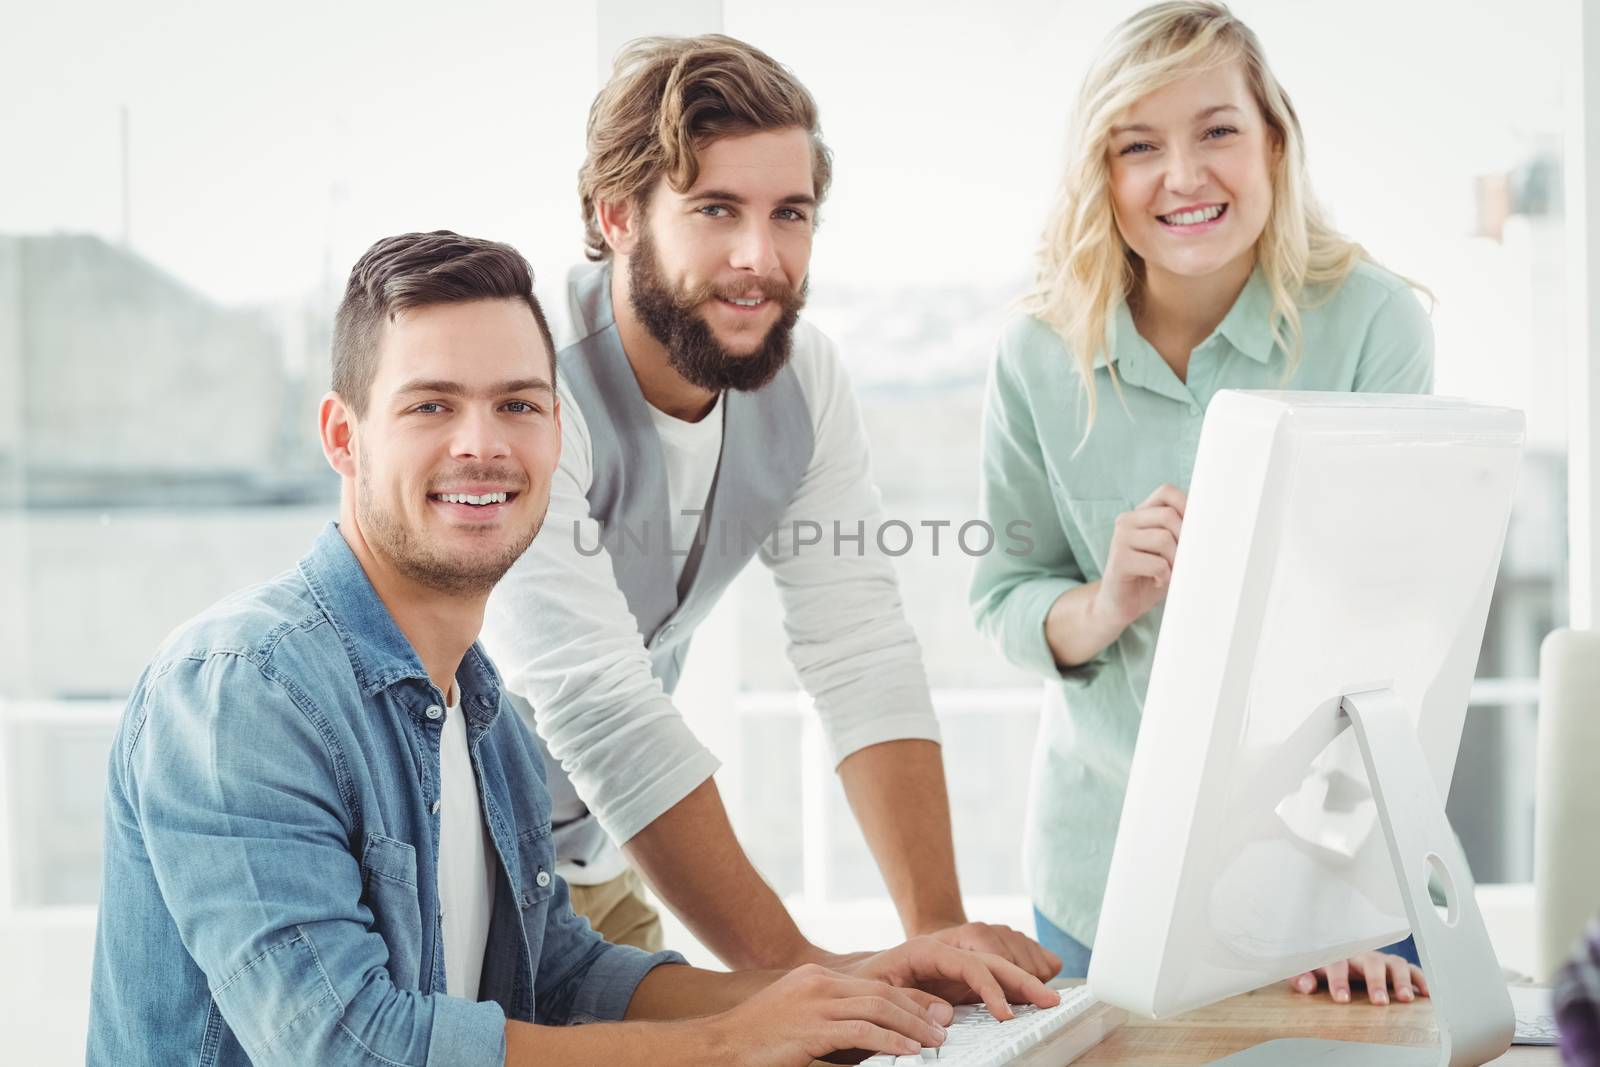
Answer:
[
  {"left": 699, "top": 938, "right": 1061, "bottom": 1066},
  {"left": 858, "top": 987, "right": 1110, "bottom": 1067},
  {"left": 704, "top": 962, "right": 954, "bottom": 1066},
  {"left": 839, "top": 936, "right": 1061, "bottom": 1022},
  {"left": 910, "top": 923, "right": 1063, "bottom": 1005},
  {"left": 815, "top": 923, "right": 1060, "bottom": 1000}
]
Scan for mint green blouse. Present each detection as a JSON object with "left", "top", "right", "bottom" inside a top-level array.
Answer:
[{"left": 970, "top": 261, "right": 1434, "bottom": 944}]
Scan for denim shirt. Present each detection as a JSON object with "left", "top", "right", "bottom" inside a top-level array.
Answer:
[{"left": 88, "top": 523, "right": 684, "bottom": 1066}]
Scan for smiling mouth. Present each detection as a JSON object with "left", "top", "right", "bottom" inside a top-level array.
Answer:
[
  {"left": 1157, "top": 203, "right": 1228, "bottom": 227},
  {"left": 717, "top": 295, "right": 770, "bottom": 311},
  {"left": 429, "top": 491, "right": 517, "bottom": 507}
]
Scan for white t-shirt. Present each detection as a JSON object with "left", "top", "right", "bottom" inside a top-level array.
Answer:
[
  {"left": 481, "top": 265, "right": 941, "bottom": 882},
  {"left": 646, "top": 393, "right": 725, "bottom": 582},
  {"left": 438, "top": 686, "right": 494, "bottom": 1000}
]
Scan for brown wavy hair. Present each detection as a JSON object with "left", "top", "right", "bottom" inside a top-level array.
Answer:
[{"left": 579, "top": 34, "right": 833, "bottom": 262}]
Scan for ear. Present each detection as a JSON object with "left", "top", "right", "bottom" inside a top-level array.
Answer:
[
  {"left": 551, "top": 394, "right": 564, "bottom": 469},
  {"left": 1267, "top": 123, "right": 1287, "bottom": 166},
  {"left": 596, "top": 196, "right": 643, "bottom": 257},
  {"left": 319, "top": 391, "right": 358, "bottom": 481}
]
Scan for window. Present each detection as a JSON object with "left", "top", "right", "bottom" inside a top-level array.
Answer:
[{"left": 0, "top": 0, "right": 601, "bottom": 1054}]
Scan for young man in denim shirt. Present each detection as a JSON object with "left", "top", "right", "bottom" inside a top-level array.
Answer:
[{"left": 87, "top": 230, "right": 1055, "bottom": 1066}]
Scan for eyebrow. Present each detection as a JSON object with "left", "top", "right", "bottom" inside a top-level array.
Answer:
[
  {"left": 1111, "top": 104, "right": 1243, "bottom": 136},
  {"left": 396, "top": 377, "right": 554, "bottom": 397},
  {"left": 687, "top": 189, "right": 819, "bottom": 209}
]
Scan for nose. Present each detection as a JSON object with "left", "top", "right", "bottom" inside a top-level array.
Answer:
[
  {"left": 1164, "top": 143, "right": 1206, "bottom": 198},
  {"left": 451, "top": 405, "right": 510, "bottom": 461},
  {"left": 728, "top": 218, "right": 781, "bottom": 278}
]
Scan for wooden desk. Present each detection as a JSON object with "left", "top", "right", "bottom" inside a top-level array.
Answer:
[{"left": 1072, "top": 982, "right": 1558, "bottom": 1065}]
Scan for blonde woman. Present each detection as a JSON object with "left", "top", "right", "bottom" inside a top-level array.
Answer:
[{"left": 971, "top": 1, "right": 1432, "bottom": 1004}]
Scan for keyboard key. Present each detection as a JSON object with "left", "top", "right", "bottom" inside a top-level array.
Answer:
[{"left": 859, "top": 987, "right": 1118, "bottom": 1067}]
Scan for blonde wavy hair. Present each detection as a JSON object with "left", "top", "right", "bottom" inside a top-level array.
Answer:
[{"left": 1023, "top": 1, "right": 1385, "bottom": 431}]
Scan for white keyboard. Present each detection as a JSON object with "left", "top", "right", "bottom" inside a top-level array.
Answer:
[{"left": 859, "top": 986, "right": 1124, "bottom": 1066}]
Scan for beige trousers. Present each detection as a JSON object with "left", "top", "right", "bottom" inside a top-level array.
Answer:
[{"left": 566, "top": 867, "right": 665, "bottom": 953}]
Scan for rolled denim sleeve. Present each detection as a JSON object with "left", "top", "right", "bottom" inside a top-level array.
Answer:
[
  {"left": 530, "top": 871, "right": 686, "bottom": 1025},
  {"left": 969, "top": 324, "right": 1102, "bottom": 682},
  {"left": 124, "top": 652, "right": 506, "bottom": 1067}
]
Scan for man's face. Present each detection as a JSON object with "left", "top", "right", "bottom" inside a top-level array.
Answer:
[
  {"left": 349, "top": 299, "right": 560, "bottom": 595},
  {"left": 626, "top": 126, "right": 816, "bottom": 392}
]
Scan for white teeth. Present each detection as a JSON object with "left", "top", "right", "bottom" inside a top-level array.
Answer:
[
  {"left": 437, "top": 492, "right": 509, "bottom": 506},
  {"left": 1162, "top": 204, "right": 1224, "bottom": 226},
  {"left": 727, "top": 297, "right": 763, "bottom": 307}
]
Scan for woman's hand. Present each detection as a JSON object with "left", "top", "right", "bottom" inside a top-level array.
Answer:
[
  {"left": 1287, "top": 951, "right": 1429, "bottom": 1005},
  {"left": 1090, "top": 484, "right": 1187, "bottom": 632},
  {"left": 1043, "top": 483, "right": 1189, "bottom": 668}
]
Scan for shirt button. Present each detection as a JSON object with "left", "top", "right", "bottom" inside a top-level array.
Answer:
[
  {"left": 425, "top": 705, "right": 443, "bottom": 720},
  {"left": 431, "top": 799, "right": 441, "bottom": 815},
  {"left": 535, "top": 870, "right": 551, "bottom": 888}
]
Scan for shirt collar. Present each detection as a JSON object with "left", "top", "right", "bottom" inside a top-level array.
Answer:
[
  {"left": 297, "top": 523, "right": 503, "bottom": 715},
  {"left": 1213, "top": 266, "right": 1278, "bottom": 364},
  {"left": 1099, "top": 265, "right": 1279, "bottom": 370}
]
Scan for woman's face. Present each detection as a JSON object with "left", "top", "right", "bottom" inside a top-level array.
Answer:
[{"left": 1107, "top": 60, "right": 1277, "bottom": 289}]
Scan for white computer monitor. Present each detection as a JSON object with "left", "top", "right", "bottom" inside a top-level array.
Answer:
[{"left": 1088, "top": 391, "right": 1523, "bottom": 1065}]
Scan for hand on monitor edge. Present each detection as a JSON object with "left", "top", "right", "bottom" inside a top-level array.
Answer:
[{"left": 1287, "top": 951, "right": 1430, "bottom": 1005}]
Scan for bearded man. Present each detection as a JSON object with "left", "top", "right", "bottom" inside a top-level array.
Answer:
[{"left": 480, "top": 35, "right": 1059, "bottom": 982}]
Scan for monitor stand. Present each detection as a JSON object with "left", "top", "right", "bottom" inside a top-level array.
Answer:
[{"left": 1212, "top": 685, "right": 1515, "bottom": 1067}]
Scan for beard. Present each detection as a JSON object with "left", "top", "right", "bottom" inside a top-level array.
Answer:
[
  {"left": 626, "top": 225, "right": 807, "bottom": 393},
  {"left": 356, "top": 460, "right": 541, "bottom": 596}
]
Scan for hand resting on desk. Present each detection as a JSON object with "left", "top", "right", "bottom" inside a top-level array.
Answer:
[{"left": 1288, "top": 949, "right": 1430, "bottom": 1005}]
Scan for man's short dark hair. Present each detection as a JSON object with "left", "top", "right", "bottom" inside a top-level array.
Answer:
[{"left": 332, "top": 230, "right": 556, "bottom": 417}]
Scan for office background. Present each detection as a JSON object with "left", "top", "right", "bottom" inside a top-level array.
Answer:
[{"left": 0, "top": 0, "right": 1589, "bottom": 1060}]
